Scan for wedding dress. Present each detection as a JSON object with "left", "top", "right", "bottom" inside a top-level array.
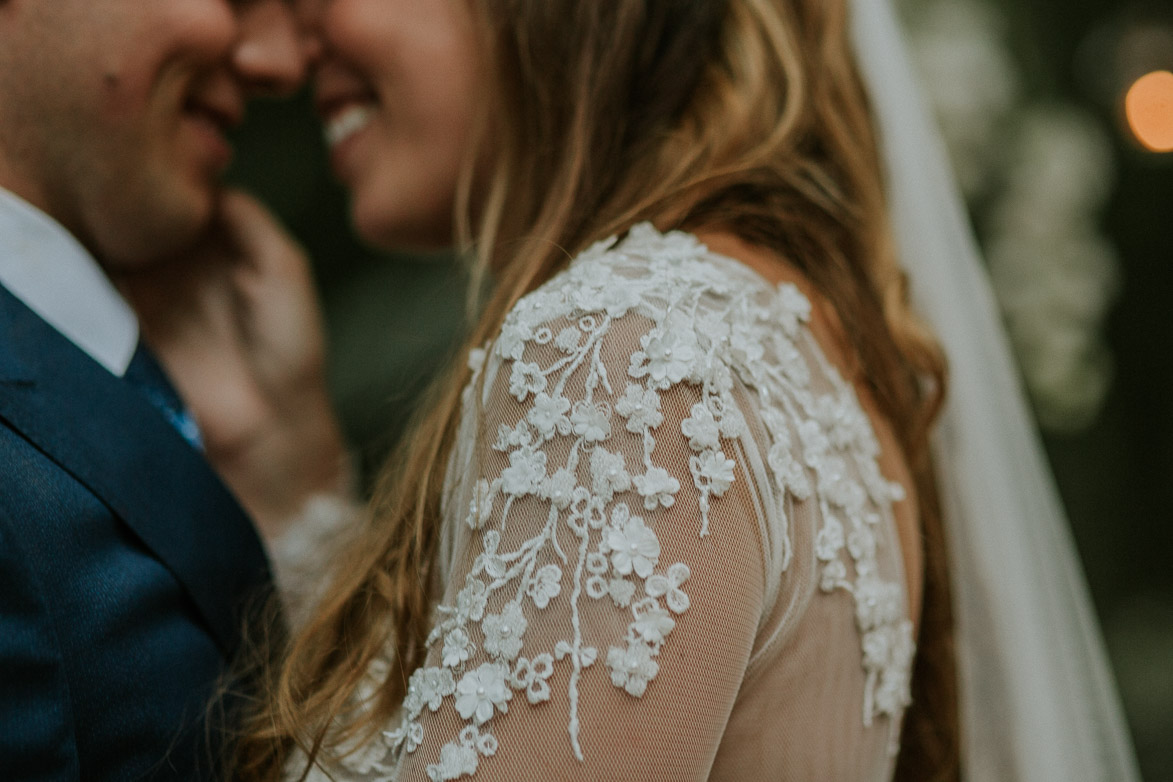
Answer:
[
  {"left": 279, "top": 0, "right": 1141, "bottom": 779},
  {"left": 301, "top": 224, "right": 918, "bottom": 782}
]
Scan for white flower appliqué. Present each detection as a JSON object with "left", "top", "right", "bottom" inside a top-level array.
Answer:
[
  {"left": 455, "top": 663, "right": 512, "bottom": 725},
  {"left": 602, "top": 505, "right": 660, "bottom": 578}
]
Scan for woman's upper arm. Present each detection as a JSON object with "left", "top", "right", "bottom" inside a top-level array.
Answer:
[{"left": 388, "top": 307, "right": 773, "bottom": 781}]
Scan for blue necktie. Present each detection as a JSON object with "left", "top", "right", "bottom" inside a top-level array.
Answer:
[{"left": 123, "top": 341, "right": 204, "bottom": 451}]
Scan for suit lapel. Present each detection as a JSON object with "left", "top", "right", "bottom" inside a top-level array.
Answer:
[{"left": 0, "top": 285, "right": 273, "bottom": 656}]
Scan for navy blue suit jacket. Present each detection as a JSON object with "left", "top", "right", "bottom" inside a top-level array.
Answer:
[{"left": 0, "top": 284, "right": 276, "bottom": 780}]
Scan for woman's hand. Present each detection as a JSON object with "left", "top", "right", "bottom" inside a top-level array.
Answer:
[{"left": 119, "top": 190, "right": 351, "bottom": 540}]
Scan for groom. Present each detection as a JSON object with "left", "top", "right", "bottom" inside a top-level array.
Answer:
[{"left": 0, "top": 0, "right": 342, "bottom": 778}]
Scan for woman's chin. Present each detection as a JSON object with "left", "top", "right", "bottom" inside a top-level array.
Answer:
[{"left": 350, "top": 199, "right": 456, "bottom": 253}]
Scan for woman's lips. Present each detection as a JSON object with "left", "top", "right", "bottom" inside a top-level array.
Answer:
[{"left": 324, "top": 102, "right": 376, "bottom": 149}]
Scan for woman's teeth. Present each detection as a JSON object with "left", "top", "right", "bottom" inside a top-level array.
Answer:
[{"left": 326, "top": 105, "right": 375, "bottom": 147}]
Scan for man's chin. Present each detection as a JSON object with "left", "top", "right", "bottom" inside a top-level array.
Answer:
[{"left": 94, "top": 191, "right": 218, "bottom": 270}]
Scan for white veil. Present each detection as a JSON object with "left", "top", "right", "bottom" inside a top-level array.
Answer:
[{"left": 848, "top": 1, "right": 1142, "bottom": 779}]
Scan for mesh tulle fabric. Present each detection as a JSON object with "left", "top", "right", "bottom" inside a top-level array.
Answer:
[{"left": 299, "top": 226, "right": 917, "bottom": 781}]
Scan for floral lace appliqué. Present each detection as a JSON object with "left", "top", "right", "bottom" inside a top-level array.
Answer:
[{"left": 373, "top": 223, "right": 915, "bottom": 779}]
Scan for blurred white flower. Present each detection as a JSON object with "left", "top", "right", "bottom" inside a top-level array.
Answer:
[
  {"left": 903, "top": 0, "right": 1020, "bottom": 195},
  {"left": 985, "top": 106, "right": 1119, "bottom": 430},
  {"left": 997, "top": 105, "right": 1115, "bottom": 220}
]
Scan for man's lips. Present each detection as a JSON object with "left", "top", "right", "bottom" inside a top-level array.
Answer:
[
  {"left": 183, "top": 94, "right": 244, "bottom": 135},
  {"left": 178, "top": 94, "right": 244, "bottom": 171}
]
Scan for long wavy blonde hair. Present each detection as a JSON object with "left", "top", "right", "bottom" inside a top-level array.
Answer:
[{"left": 235, "top": 0, "right": 958, "bottom": 778}]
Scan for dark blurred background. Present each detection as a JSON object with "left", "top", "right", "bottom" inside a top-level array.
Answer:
[{"left": 228, "top": 0, "right": 1172, "bottom": 777}]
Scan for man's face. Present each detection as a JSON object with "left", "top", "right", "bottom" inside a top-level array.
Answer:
[{"left": 0, "top": 0, "right": 308, "bottom": 269}]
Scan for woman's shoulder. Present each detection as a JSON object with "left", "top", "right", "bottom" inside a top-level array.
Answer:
[
  {"left": 492, "top": 223, "right": 814, "bottom": 368},
  {"left": 559, "top": 222, "right": 783, "bottom": 307}
]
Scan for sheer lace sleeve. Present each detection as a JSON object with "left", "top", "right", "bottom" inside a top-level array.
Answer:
[{"left": 314, "top": 226, "right": 916, "bottom": 782}]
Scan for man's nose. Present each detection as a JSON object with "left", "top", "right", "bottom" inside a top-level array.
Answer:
[{"left": 232, "top": 0, "right": 317, "bottom": 95}]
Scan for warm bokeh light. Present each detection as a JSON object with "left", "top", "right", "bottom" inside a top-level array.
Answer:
[{"left": 1125, "top": 70, "right": 1173, "bottom": 152}]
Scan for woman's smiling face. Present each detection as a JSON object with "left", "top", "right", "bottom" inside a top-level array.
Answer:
[{"left": 308, "top": 0, "right": 483, "bottom": 250}]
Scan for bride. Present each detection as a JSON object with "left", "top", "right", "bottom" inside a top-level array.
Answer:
[{"left": 145, "top": 0, "right": 1137, "bottom": 779}]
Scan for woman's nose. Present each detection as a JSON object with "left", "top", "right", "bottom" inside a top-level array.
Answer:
[{"left": 232, "top": 0, "right": 317, "bottom": 96}]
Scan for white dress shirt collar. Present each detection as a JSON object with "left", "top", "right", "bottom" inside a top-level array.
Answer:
[{"left": 0, "top": 187, "right": 138, "bottom": 376}]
